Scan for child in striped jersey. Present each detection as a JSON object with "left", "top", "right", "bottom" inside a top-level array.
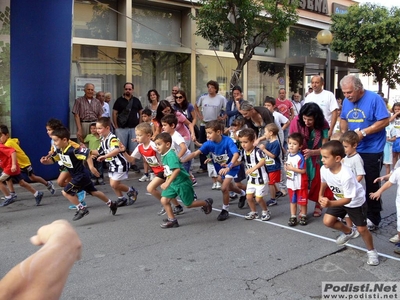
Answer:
[
  {"left": 238, "top": 128, "right": 271, "bottom": 221},
  {"left": 285, "top": 133, "right": 309, "bottom": 226},
  {"left": 91, "top": 117, "right": 138, "bottom": 207}
]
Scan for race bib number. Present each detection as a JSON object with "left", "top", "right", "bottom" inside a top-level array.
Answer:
[
  {"left": 58, "top": 154, "right": 73, "bottom": 168},
  {"left": 145, "top": 155, "right": 160, "bottom": 167},
  {"left": 286, "top": 170, "right": 294, "bottom": 180},
  {"left": 164, "top": 165, "right": 173, "bottom": 177},
  {"left": 265, "top": 157, "right": 275, "bottom": 166}
]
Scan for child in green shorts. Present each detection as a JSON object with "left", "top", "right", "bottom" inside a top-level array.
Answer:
[{"left": 154, "top": 132, "right": 213, "bottom": 228}]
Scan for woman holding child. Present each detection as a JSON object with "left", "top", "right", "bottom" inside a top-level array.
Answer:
[{"left": 289, "top": 102, "right": 332, "bottom": 217}]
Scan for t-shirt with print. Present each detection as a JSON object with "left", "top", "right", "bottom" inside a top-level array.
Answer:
[
  {"left": 286, "top": 151, "right": 308, "bottom": 191},
  {"left": 199, "top": 135, "right": 239, "bottom": 173},
  {"left": 240, "top": 147, "right": 268, "bottom": 185},
  {"left": 197, "top": 94, "right": 227, "bottom": 123},
  {"left": 340, "top": 90, "right": 389, "bottom": 153},
  {"left": 161, "top": 148, "right": 191, "bottom": 187},
  {"left": 265, "top": 139, "right": 281, "bottom": 172},
  {"left": 320, "top": 164, "right": 365, "bottom": 208},
  {"left": 131, "top": 140, "right": 164, "bottom": 174}
]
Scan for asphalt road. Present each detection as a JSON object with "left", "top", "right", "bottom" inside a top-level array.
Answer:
[{"left": 1, "top": 167, "right": 399, "bottom": 299}]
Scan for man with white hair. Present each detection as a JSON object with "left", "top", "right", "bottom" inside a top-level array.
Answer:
[{"left": 340, "top": 74, "right": 389, "bottom": 231}]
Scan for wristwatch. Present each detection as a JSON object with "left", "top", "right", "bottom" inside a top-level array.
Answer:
[{"left": 360, "top": 129, "right": 367, "bottom": 137}]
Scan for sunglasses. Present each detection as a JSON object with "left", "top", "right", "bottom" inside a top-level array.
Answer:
[{"left": 174, "top": 96, "right": 183, "bottom": 99}]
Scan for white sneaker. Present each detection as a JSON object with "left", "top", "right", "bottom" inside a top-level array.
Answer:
[
  {"left": 215, "top": 182, "right": 222, "bottom": 190},
  {"left": 212, "top": 183, "right": 217, "bottom": 190},
  {"left": 352, "top": 225, "right": 360, "bottom": 239},
  {"left": 139, "top": 174, "right": 150, "bottom": 182},
  {"left": 336, "top": 228, "right": 356, "bottom": 245},
  {"left": 367, "top": 249, "right": 379, "bottom": 266},
  {"left": 389, "top": 234, "right": 400, "bottom": 243},
  {"left": 367, "top": 218, "right": 377, "bottom": 231},
  {"left": 261, "top": 210, "right": 271, "bottom": 221},
  {"left": 245, "top": 212, "right": 259, "bottom": 220}
]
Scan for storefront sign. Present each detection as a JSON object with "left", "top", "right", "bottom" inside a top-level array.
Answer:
[
  {"left": 290, "top": 0, "right": 329, "bottom": 15},
  {"left": 332, "top": 3, "right": 349, "bottom": 14}
]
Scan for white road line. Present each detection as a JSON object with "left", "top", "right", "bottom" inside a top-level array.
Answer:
[{"left": 216, "top": 208, "right": 400, "bottom": 262}]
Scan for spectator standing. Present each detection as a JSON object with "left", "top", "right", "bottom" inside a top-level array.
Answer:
[
  {"left": 96, "top": 91, "right": 110, "bottom": 118},
  {"left": 166, "top": 86, "right": 179, "bottom": 106},
  {"left": 291, "top": 92, "right": 304, "bottom": 117},
  {"left": 339, "top": 75, "right": 389, "bottom": 231},
  {"left": 304, "top": 75, "right": 339, "bottom": 138},
  {"left": 194, "top": 80, "right": 227, "bottom": 173},
  {"left": 72, "top": 83, "right": 104, "bottom": 143},
  {"left": 146, "top": 89, "right": 160, "bottom": 119},
  {"left": 226, "top": 86, "right": 245, "bottom": 126},
  {"left": 112, "top": 82, "right": 143, "bottom": 172},
  {"left": 276, "top": 88, "right": 294, "bottom": 148}
]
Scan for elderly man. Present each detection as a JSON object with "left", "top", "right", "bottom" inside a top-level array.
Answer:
[
  {"left": 166, "top": 86, "right": 179, "bottom": 106},
  {"left": 72, "top": 83, "right": 104, "bottom": 143},
  {"left": 291, "top": 92, "right": 303, "bottom": 116},
  {"left": 340, "top": 75, "right": 389, "bottom": 231},
  {"left": 304, "top": 75, "right": 339, "bottom": 137},
  {"left": 112, "top": 82, "right": 142, "bottom": 161},
  {"left": 96, "top": 91, "right": 110, "bottom": 118}
]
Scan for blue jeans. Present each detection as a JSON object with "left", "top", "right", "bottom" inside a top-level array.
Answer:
[{"left": 115, "top": 128, "right": 137, "bottom": 153}]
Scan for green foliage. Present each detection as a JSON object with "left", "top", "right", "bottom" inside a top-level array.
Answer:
[
  {"left": 86, "top": 3, "right": 113, "bottom": 39},
  {"left": 0, "top": 5, "right": 10, "bottom": 122},
  {"left": 191, "top": 0, "right": 298, "bottom": 88},
  {"left": 331, "top": 3, "right": 400, "bottom": 92}
]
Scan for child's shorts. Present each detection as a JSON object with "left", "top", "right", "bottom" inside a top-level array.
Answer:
[
  {"left": 246, "top": 183, "right": 267, "bottom": 198},
  {"left": 393, "top": 137, "right": 400, "bottom": 153},
  {"left": 108, "top": 170, "right": 129, "bottom": 181},
  {"left": 207, "top": 163, "right": 217, "bottom": 178},
  {"left": 268, "top": 170, "right": 281, "bottom": 185},
  {"left": 326, "top": 202, "right": 368, "bottom": 227},
  {"left": 288, "top": 188, "right": 308, "bottom": 206},
  {"left": 234, "top": 163, "right": 246, "bottom": 183},
  {"left": 383, "top": 142, "right": 393, "bottom": 165},
  {"left": 161, "top": 180, "right": 194, "bottom": 207}
]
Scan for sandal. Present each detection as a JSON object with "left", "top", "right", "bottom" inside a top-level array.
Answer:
[
  {"left": 299, "top": 215, "right": 308, "bottom": 225},
  {"left": 313, "top": 207, "right": 322, "bottom": 217}
]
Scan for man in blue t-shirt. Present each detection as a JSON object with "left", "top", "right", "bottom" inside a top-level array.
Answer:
[{"left": 340, "top": 75, "right": 389, "bottom": 230}]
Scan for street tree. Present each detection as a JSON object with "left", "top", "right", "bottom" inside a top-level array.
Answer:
[
  {"left": 191, "top": 0, "right": 298, "bottom": 89},
  {"left": 331, "top": 4, "right": 400, "bottom": 93}
]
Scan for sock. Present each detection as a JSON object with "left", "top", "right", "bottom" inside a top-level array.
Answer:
[
  {"left": 240, "top": 190, "right": 246, "bottom": 196},
  {"left": 262, "top": 210, "right": 269, "bottom": 214},
  {"left": 34, "top": 191, "right": 39, "bottom": 197},
  {"left": 144, "top": 172, "right": 149, "bottom": 177},
  {"left": 176, "top": 204, "right": 183, "bottom": 209},
  {"left": 270, "top": 198, "right": 275, "bottom": 201},
  {"left": 222, "top": 204, "right": 229, "bottom": 211},
  {"left": 106, "top": 199, "right": 111, "bottom": 206},
  {"left": 5, "top": 195, "right": 12, "bottom": 199},
  {"left": 10, "top": 192, "right": 15, "bottom": 196},
  {"left": 77, "top": 203, "right": 85, "bottom": 210},
  {"left": 168, "top": 218, "right": 176, "bottom": 221},
  {"left": 128, "top": 187, "right": 134, "bottom": 192},
  {"left": 291, "top": 214, "right": 296, "bottom": 218},
  {"left": 118, "top": 196, "right": 124, "bottom": 199},
  {"left": 46, "top": 181, "right": 51, "bottom": 187}
]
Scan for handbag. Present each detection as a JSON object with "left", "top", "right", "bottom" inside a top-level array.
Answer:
[{"left": 117, "top": 99, "right": 134, "bottom": 127}]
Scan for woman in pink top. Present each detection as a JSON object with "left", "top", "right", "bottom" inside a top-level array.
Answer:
[{"left": 154, "top": 100, "right": 196, "bottom": 145}]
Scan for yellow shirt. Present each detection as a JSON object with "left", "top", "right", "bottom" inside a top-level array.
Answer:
[{"left": 4, "top": 137, "right": 31, "bottom": 168}]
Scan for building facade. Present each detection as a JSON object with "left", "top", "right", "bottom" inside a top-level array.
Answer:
[{"left": 3, "top": 0, "right": 358, "bottom": 178}]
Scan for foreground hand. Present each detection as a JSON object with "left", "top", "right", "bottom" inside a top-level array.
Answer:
[
  {"left": 30, "top": 220, "right": 82, "bottom": 261},
  {"left": 318, "top": 197, "right": 330, "bottom": 208},
  {"left": 369, "top": 192, "right": 380, "bottom": 200}
]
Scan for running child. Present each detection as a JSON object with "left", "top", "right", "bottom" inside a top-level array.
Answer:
[
  {"left": 0, "top": 125, "right": 54, "bottom": 199},
  {"left": 121, "top": 122, "right": 183, "bottom": 216},
  {"left": 41, "top": 118, "right": 87, "bottom": 209},
  {"left": 0, "top": 144, "right": 21, "bottom": 206},
  {"left": 319, "top": 140, "right": 379, "bottom": 266},
  {"left": 237, "top": 128, "right": 271, "bottom": 221},
  {"left": 285, "top": 133, "right": 308, "bottom": 226},
  {"left": 40, "top": 127, "right": 118, "bottom": 221},
  {"left": 340, "top": 131, "right": 366, "bottom": 234},
  {"left": 182, "top": 120, "right": 245, "bottom": 221},
  {"left": 154, "top": 132, "right": 213, "bottom": 228},
  {"left": 259, "top": 123, "right": 281, "bottom": 207},
  {"left": 138, "top": 108, "right": 155, "bottom": 181},
  {"left": 84, "top": 123, "right": 104, "bottom": 185},
  {"left": 194, "top": 140, "right": 219, "bottom": 190},
  {"left": 92, "top": 117, "right": 138, "bottom": 207}
]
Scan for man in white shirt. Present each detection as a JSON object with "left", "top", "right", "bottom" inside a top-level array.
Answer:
[{"left": 304, "top": 75, "right": 339, "bottom": 137}]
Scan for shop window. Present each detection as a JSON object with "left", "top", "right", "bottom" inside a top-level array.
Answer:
[
  {"left": 73, "top": 0, "right": 118, "bottom": 40},
  {"left": 132, "top": 5, "right": 181, "bottom": 46}
]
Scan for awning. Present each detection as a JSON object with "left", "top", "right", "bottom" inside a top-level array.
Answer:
[{"left": 76, "top": 61, "right": 142, "bottom": 76}]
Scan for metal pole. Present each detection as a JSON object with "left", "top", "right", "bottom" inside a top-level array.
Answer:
[{"left": 326, "top": 46, "right": 331, "bottom": 92}]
